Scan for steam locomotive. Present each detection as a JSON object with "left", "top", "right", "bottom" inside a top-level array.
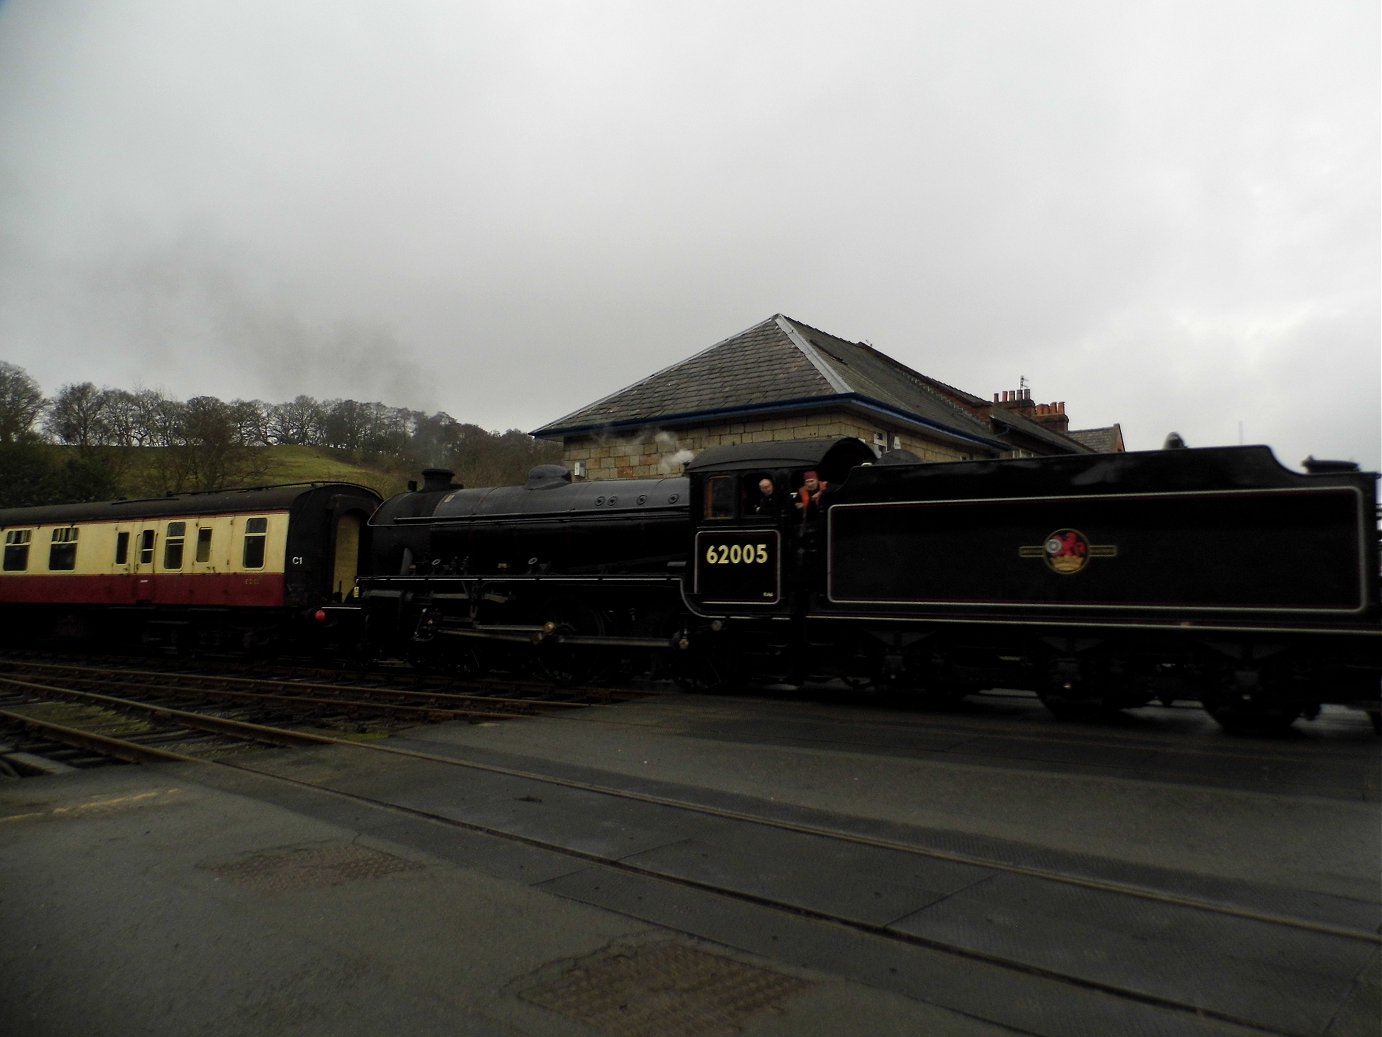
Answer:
[
  {"left": 1, "top": 439, "right": 1376, "bottom": 731},
  {"left": 352, "top": 437, "right": 1381, "bottom": 732}
]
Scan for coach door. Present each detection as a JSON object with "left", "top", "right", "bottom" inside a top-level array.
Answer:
[
  {"left": 119, "top": 525, "right": 158, "bottom": 603},
  {"left": 129, "top": 530, "right": 156, "bottom": 605},
  {"left": 329, "top": 512, "right": 363, "bottom": 601}
]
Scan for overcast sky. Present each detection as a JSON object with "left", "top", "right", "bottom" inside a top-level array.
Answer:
[{"left": 1, "top": 1, "right": 1377, "bottom": 471}]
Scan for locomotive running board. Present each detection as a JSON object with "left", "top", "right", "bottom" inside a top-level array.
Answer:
[{"left": 431, "top": 626, "right": 685, "bottom": 651}]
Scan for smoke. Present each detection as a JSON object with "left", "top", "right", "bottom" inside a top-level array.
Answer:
[
  {"left": 661, "top": 448, "right": 695, "bottom": 473},
  {"left": 3, "top": 229, "right": 442, "bottom": 412},
  {"left": 653, "top": 430, "right": 695, "bottom": 474}
]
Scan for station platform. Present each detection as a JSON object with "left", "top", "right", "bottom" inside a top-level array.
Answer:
[{"left": 3, "top": 693, "right": 1379, "bottom": 1036}]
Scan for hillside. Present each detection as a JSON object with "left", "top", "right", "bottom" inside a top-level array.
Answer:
[{"left": 220, "top": 446, "right": 406, "bottom": 496}]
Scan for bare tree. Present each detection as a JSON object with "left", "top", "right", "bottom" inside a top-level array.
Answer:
[
  {"left": 321, "top": 398, "right": 367, "bottom": 453},
  {"left": 444, "top": 424, "right": 560, "bottom": 485},
  {"left": 44, "top": 382, "right": 113, "bottom": 451},
  {"left": 100, "top": 389, "right": 144, "bottom": 446},
  {"left": 0, "top": 361, "right": 46, "bottom": 444},
  {"left": 361, "top": 402, "right": 409, "bottom": 456},
  {"left": 267, "top": 395, "right": 325, "bottom": 445},
  {"left": 182, "top": 395, "right": 252, "bottom": 490},
  {"left": 229, "top": 399, "right": 271, "bottom": 446}
]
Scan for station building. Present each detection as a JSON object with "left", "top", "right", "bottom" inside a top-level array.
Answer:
[{"left": 531, "top": 314, "right": 1123, "bottom": 481}]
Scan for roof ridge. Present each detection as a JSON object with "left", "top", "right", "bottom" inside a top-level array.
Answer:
[
  {"left": 537, "top": 315, "right": 784, "bottom": 431},
  {"left": 775, "top": 315, "right": 852, "bottom": 394}
]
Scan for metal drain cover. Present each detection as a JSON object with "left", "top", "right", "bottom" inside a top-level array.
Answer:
[
  {"left": 518, "top": 940, "right": 810, "bottom": 1037},
  {"left": 200, "top": 841, "right": 424, "bottom": 892}
]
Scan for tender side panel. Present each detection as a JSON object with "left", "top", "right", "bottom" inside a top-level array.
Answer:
[{"left": 828, "top": 486, "right": 1369, "bottom": 615}]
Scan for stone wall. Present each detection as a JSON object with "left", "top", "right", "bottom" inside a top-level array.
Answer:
[{"left": 560, "top": 410, "right": 978, "bottom": 480}]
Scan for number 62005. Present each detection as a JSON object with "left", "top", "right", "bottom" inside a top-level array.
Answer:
[{"left": 705, "top": 543, "right": 769, "bottom": 565}]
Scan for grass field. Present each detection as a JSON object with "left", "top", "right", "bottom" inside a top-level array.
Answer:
[
  {"left": 114, "top": 445, "right": 407, "bottom": 498},
  {"left": 247, "top": 446, "right": 402, "bottom": 493}
]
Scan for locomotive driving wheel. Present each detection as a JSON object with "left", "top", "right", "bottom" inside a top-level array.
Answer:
[
  {"left": 535, "top": 596, "right": 607, "bottom": 685},
  {"left": 670, "top": 632, "right": 740, "bottom": 694}
]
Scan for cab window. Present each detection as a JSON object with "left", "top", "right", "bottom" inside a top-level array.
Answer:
[
  {"left": 242, "top": 517, "right": 268, "bottom": 569},
  {"left": 703, "top": 476, "right": 737, "bottom": 520},
  {"left": 49, "top": 527, "right": 78, "bottom": 571},
  {"left": 3, "top": 529, "right": 32, "bottom": 571}
]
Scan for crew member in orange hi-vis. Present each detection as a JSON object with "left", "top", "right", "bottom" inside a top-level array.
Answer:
[{"left": 796, "top": 470, "right": 828, "bottom": 517}]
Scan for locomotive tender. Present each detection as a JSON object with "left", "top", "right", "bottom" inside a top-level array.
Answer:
[
  {"left": 0, "top": 482, "right": 381, "bottom": 651},
  {"left": 357, "top": 437, "right": 1381, "bottom": 732}
]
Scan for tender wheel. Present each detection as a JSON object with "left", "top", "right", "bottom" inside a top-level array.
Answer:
[
  {"left": 1036, "top": 655, "right": 1110, "bottom": 720},
  {"left": 1036, "top": 651, "right": 1148, "bottom": 720},
  {"left": 1198, "top": 664, "right": 1304, "bottom": 735},
  {"left": 1200, "top": 692, "right": 1302, "bottom": 735},
  {"left": 1035, "top": 686, "right": 1109, "bottom": 721}
]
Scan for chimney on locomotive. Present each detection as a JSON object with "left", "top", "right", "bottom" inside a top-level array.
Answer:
[{"left": 411, "top": 468, "right": 462, "bottom": 493}]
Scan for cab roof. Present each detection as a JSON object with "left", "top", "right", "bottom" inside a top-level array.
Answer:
[{"left": 683, "top": 437, "right": 877, "bottom": 475}]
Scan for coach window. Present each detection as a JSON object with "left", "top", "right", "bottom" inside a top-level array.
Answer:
[
  {"left": 139, "top": 530, "right": 156, "bottom": 565},
  {"left": 114, "top": 532, "right": 129, "bottom": 565},
  {"left": 703, "top": 475, "right": 737, "bottom": 520},
  {"left": 195, "top": 527, "right": 212, "bottom": 564},
  {"left": 163, "top": 521, "right": 186, "bottom": 570},
  {"left": 3, "top": 529, "right": 32, "bottom": 571},
  {"left": 49, "top": 527, "right": 78, "bottom": 571},
  {"left": 243, "top": 517, "right": 268, "bottom": 569}
]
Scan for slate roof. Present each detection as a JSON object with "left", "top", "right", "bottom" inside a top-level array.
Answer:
[
  {"left": 984, "top": 405, "right": 1099, "bottom": 454},
  {"left": 532, "top": 314, "right": 1100, "bottom": 456},
  {"left": 1068, "top": 424, "right": 1126, "bottom": 454},
  {"left": 532, "top": 314, "right": 1010, "bottom": 450}
]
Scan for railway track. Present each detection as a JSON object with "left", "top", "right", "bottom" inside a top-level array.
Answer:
[
  {"left": 1, "top": 660, "right": 1374, "bottom": 1035},
  {"left": 0, "top": 657, "right": 650, "bottom": 774}
]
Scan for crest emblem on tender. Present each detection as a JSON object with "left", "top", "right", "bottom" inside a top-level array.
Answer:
[{"left": 1019, "top": 528, "right": 1117, "bottom": 574}]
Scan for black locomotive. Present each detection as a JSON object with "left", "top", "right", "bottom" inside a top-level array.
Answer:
[{"left": 354, "top": 438, "right": 1382, "bottom": 732}]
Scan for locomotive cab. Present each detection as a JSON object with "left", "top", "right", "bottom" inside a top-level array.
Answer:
[{"left": 684, "top": 437, "right": 877, "bottom": 616}]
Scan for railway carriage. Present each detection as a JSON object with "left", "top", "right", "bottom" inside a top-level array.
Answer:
[{"left": 0, "top": 482, "right": 381, "bottom": 651}]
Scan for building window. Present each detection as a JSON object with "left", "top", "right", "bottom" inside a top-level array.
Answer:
[
  {"left": 49, "top": 527, "right": 78, "bottom": 571},
  {"left": 163, "top": 521, "right": 186, "bottom": 570},
  {"left": 195, "top": 527, "right": 212, "bottom": 563},
  {"left": 115, "top": 531, "right": 129, "bottom": 565},
  {"left": 243, "top": 517, "right": 268, "bottom": 569},
  {"left": 3, "top": 529, "right": 32, "bottom": 572}
]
